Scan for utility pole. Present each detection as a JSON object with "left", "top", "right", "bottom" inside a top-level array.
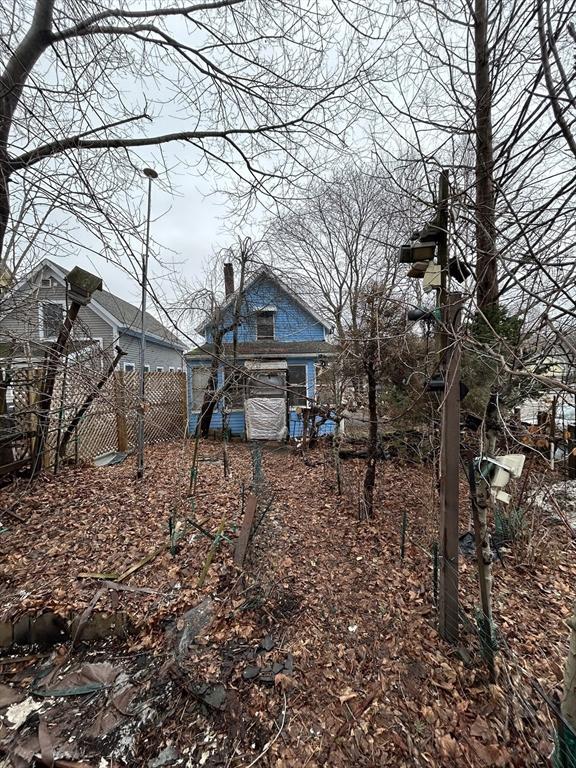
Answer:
[
  {"left": 137, "top": 167, "right": 158, "bottom": 480},
  {"left": 436, "top": 171, "right": 461, "bottom": 644},
  {"left": 438, "top": 291, "right": 462, "bottom": 644},
  {"left": 400, "top": 169, "right": 462, "bottom": 644}
]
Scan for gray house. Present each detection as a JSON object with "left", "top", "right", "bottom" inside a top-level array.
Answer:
[{"left": 0, "top": 259, "right": 185, "bottom": 371}]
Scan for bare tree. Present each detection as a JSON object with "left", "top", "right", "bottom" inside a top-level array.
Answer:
[
  {"left": 267, "top": 165, "right": 416, "bottom": 341},
  {"left": 0, "top": 0, "right": 378, "bottom": 285}
]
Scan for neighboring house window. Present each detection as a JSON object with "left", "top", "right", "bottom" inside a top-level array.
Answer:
[
  {"left": 287, "top": 365, "right": 307, "bottom": 406},
  {"left": 144, "top": 364, "right": 150, "bottom": 373},
  {"left": 41, "top": 302, "right": 64, "bottom": 338},
  {"left": 191, "top": 366, "right": 211, "bottom": 410},
  {"left": 156, "top": 366, "right": 164, "bottom": 372},
  {"left": 256, "top": 311, "right": 274, "bottom": 340},
  {"left": 169, "top": 366, "right": 175, "bottom": 373},
  {"left": 41, "top": 278, "right": 52, "bottom": 288},
  {"left": 124, "top": 362, "right": 135, "bottom": 372}
]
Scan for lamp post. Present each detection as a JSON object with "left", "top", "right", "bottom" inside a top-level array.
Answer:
[{"left": 137, "top": 167, "right": 158, "bottom": 480}]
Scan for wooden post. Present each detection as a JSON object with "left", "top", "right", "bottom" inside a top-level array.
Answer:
[
  {"left": 31, "top": 301, "right": 81, "bottom": 475},
  {"left": 115, "top": 369, "right": 129, "bottom": 452},
  {"left": 436, "top": 169, "right": 461, "bottom": 645},
  {"left": 438, "top": 291, "right": 462, "bottom": 644}
]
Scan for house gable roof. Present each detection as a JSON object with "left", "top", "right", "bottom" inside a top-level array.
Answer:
[
  {"left": 197, "top": 265, "right": 332, "bottom": 336},
  {"left": 25, "top": 259, "right": 185, "bottom": 350}
]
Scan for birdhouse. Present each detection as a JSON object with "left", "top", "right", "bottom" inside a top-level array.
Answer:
[
  {"left": 423, "top": 263, "right": 441, "bottom": 292},
  {"left": 481, "top": 454, "right": 526, "bottom": 505},
  {"left": 448, "top": 258, "right": 471, "bottom": 283},
  {"left": 65, "top": 267, "right": 102, "bottom": 306},
  {"left": 418, "top": 222, "right": 443, "bottom": 243},
  {"left": 407, "top": 263, "right": 427, "bottom": 279},
  {"left": 411, "top": 242, "right": 436, "bottom": 261},
  {"left": 399, "top": 243, "right": 413, "bottom": 263}
]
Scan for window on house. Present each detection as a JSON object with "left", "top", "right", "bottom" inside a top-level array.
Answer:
[
  {"left": 41, "top": 278, "right": 52, "bottom": 289},
  {"left": 256, "top": 311, "right": 274, "bottom": 340},
  {"left": 156, "top": 366, "right": 164, "bottom": 372},
  {"left": 191, "top": 366, "right": 211, "bottom": 410},
  {"left": 169, "top": 366, "right": 175, "bottom": 373},
  {"left": 144, "top": 364, "right": 150, "bottom": 373},
  {"left": 42, "top": 302, "right": 64, "bottom": 337},
  {"left": 287, "top": 365, "right": 307, "bottom": 406},
  {"left": 224, "top": 366, "right": 245, "bottom": 408},
  {"left": 124, "top": 362, "right": 135, "bottom": 372}
]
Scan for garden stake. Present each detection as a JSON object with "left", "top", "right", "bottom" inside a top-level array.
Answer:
[{"left": 197, "top": 512, "right": 227, "bottom": 588}]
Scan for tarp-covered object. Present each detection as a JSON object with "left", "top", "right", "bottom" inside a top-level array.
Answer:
[{"left": 245, "top": 397, "right": 286, "bottom": 440}]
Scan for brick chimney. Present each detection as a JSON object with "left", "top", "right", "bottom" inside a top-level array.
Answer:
[{"left": 224, "top": 262, "right": 234, "bottom": 297}]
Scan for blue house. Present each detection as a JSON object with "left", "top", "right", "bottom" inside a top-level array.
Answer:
[{"left": 186, "top": 265, "right": 336, "bottom": 439}]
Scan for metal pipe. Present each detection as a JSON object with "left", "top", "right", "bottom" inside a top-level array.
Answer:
[{"left": 137, "top": 168, "right": 158, "bottom": 480}]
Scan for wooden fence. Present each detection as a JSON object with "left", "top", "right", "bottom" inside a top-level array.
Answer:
[{"left": 2, "top": 367, "right": 187, "bottom": 472}]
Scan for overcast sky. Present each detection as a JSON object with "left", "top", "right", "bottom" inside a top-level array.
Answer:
[{"left": 50, "top": 161, "right": 230, "bottom": 311}]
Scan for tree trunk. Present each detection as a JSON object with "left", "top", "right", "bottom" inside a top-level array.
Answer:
[
  {"left": 363, "top": 343, "right": 378, "bottom": 519},
  {"left": 198, "top": 330, "right": 223, "bottom": 439},
  {"left": 0, "top": 0, "right": 56, "bottom": 259},
  {"left": 474, "top": 0, "right": 498, "bottom": 313},
  {"left": 360, "top": 292, "right": 380, "bottom": 519}
]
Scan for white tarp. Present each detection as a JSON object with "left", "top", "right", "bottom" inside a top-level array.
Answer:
[{"left": 245, "top": 397, "right": 287, "bottom": 441}]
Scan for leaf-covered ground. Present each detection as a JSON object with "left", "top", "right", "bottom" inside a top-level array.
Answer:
[{"left": 0, "top": 439, "right": 574, "bottom": 766}]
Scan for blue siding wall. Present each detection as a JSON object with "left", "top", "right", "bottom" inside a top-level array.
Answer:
[
  {"left": 187, "top": 356, "right": 335, "bottom": 438},
  {"left": 205, "top": 276, "right": 326, "bottom": 344}
]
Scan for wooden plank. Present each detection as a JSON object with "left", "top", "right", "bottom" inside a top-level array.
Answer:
[{"left": 234, "top": 493, "right": 257, "bottom": 568}]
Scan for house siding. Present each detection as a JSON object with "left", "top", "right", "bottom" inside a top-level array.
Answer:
[
  {"left": 1, "top": 263, "right": 184, "bottom": 370},
  {"left": 186, "top": 356, "right": 335, "bottom": 438},
  {"left": 205, "top": 275, "right": 326, "bottom": 344},
  {"left": 1, "top": 267, "right": 115, "bottom": 358},
  {"left": 118, "top": 333, "right": 184, "bottom": 372}
]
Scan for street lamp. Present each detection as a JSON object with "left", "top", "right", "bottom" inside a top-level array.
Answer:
[{"left": 137, "top": 167, "right": 158, "bottom": 480}]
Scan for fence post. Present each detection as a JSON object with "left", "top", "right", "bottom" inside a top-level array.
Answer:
[{"left": 114, "top": 371, "right": 129, "bottom": 452}]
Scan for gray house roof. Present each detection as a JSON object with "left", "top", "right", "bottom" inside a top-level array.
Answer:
[
  {"left": 94, "top": 287, "right": 183, "bottom": 348},
  {"left": 40, "top": 259, "right": 185, "bottom": 350}
]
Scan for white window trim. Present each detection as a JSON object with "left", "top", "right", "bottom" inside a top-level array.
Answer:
[
  {"left": 169, "top": 366, "right": 175, "bottom": 373},
  {"left": 287, "top": 363, "right": 308, "bottom": 409},
  {"left": 124, "top": 362, "right": 136, "bottom": 372},
  {"left": 144, "top": 364, "right": 150, "bottom": 373},
  {"left": 156, "top": 366, "right": 164, "bottom": 372}
]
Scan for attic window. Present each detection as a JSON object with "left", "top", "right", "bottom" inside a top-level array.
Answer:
[
  {"left": 256, "top": 311, "right": 274, "bottom": 340},
  {"left": 41, "top": 278, "right": 52, "bottom": 288}
]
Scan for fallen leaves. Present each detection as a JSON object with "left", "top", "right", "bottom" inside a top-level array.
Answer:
[{"left": 0, "top": 441, "right": 571, "bottom": 767}]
